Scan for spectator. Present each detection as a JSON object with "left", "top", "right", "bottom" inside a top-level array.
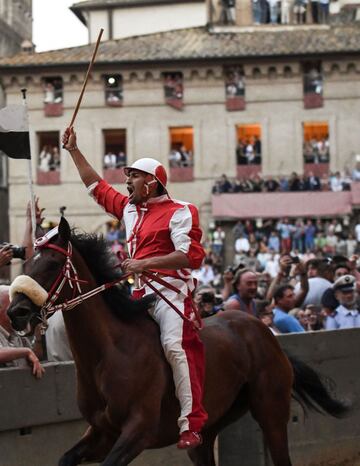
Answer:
[
  {"left": 211, "top": 226, "right": 226, "bottom": 256},
  {"left": 235, "top": 233, "right": 250, "bottom": 256},
  {"left": 0, "top": 245, "right": 13, "bottom": 267},
  {"left": 194, "top": 286, "right": 222, "bottom": 318},
  {"left": 277, "top": 218, "right": 293, "bottom": 253},
  {"left": 195, "top": 258, "right": 215, "bottom": 286},
  {"left": 268, "top": 0, "right": 279, "bottom": 23},
  {"left": 318, "top": 0, "right": 329, "bottom": 23},
  {"left": 295, "top": 258, "right": 332, "bottom": 307},
  {"left": 288, "top": 172, "right": 301, "bottom": 191},
  {"left": 306, "top": 171, "right": 321, "bottom": 191},
  {"left": 272, "top": 285, "right": 305, "bottom": 333},
  {"left": 304, "top": 219, "right": 316, "bottom": 251},
  {"left": 330, "top": 172, "right": 344, "bottom": 192},
  {"left": 266, "top": 254, "right": 309, "bottom": 308},
  {"left": 281, "top": 0, "right": 292, "bottom": 24},
  {"left": 352, "top": 161, "right": 360, "bottom": 181},
  {"left": 104, "top": 151, "right": 117, "bottom": 169},
  {"left": 106, "top": 223, "right": 120, "bottom": 243},
  {"left": 279, "top": 176, "right": 289, "bottom": 192},
  {"left": 218, "top": 174, "right": 233, "bottom": 193},
  {"left": 268, "top": 230, "right": 280, "bottom": 253},
  {"left": 325, "top": 275, "right": 360, "bottom": 329},
  {"left": 256, "top": 300, "right": 281, "bottom": 335},
  {"left": 293, "top": 0, "right": 307, "bottom": 23},
  {"left": 264, "top": 249, "right": 280, "bottom": 277},
  {"left": 0, "top": 286, "right": 45, "bottom": 378},
  {"left": 304, "top": 304, "right": 323, "bottom": 330},
  {"left": 224, "top": 269, "right": 258, "bottom": 315},
  {"left": 264, "top": 176, "right": 279, "bottom": 192},
  {"left": 346, "top": 233, "right": 357, "bottom": 257},
  {"left": 39, "top": 145, "right": 52, "bottom": 172}
]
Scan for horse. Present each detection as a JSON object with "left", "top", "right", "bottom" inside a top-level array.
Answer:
[{"left": 7, "top": 217, "right": 348, "bottom": 466}]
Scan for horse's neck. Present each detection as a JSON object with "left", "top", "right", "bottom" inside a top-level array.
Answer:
[{"left": 61, "top": 251, "right": 116, "bottom": 361}]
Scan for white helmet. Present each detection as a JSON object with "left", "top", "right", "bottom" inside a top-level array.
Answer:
[{"left": 123, "top": 158, "right": 167, "bottom": 188}]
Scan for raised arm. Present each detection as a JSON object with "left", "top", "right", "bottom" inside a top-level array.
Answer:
[{"left": 62, "top": 127, "right": 101, "bottom": 187}]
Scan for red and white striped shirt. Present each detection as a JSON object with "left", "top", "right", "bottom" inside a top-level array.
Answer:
[{"left": 88, "top": 179, "right": 205, "bottom": 279}]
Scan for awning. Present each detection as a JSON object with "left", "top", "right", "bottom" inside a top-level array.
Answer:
[{"left": 212, "top": 191, "right": 354, "bottom": 219}]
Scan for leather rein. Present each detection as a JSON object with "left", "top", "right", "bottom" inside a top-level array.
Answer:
[{"left": 36, "top": 241, "right": 202, "bottom": 333}]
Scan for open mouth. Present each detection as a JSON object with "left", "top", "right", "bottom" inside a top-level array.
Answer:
[{"left": 127, "top": 186, "right": 135, "bottom": 201}]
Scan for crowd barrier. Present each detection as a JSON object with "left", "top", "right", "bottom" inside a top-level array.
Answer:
[{"left": 0, "top": 328, "right": 359, "bottom": 466}]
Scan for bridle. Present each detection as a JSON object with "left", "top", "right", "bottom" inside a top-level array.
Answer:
[
  {"left": 35, "top": 241, "right": 132, "bottom": 334},
  {"left": 34, "top": 234, "right": 202, "bottom": 334}
]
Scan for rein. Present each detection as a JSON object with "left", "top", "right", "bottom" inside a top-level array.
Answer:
[{"left": 36, "top": 241, "right": 202, "bottom": 332}]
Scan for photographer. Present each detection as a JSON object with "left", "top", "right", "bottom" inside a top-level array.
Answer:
[
  {"left": 194, "top": 286, "right": 223, "bottom": 318},
  {"left": 266, "top": 254, "right": 309, "bottom": 308},
  {"left": 0, "top": 245, "right": 13, "bottom": 268},
  {"left": 0, "top": 198, "right": 45, "bottom": 271}
]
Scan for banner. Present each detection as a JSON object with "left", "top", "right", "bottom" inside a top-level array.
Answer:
[{"left": 0, "top": 104, "right": 30, "bottom": 159}]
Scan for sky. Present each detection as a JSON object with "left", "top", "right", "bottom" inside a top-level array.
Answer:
[{"left": 33, "top": 0, "right": 88, "bottom": 52}]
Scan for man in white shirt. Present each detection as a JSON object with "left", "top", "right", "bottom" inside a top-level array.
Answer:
[{"left": 325, "top": 275, "right": 360, "bottom": 330}]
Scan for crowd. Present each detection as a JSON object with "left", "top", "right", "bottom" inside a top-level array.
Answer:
[
  {"left": 212, "top": 171, "right": 353, "bottom": 194},
  {"left": 303, "top": 137, "right": 329, "bottom": 163},
  {"left": 103, "top": 151, "right": 126, "bottom": 169},
  {"left": 191, "top": 217, "right": 360, "bottom": 333},
  {"left": 168, "top": 145, "right": 193, "bottom": 167},
  {"left": 251, "top": 0, "right": 330, "bottom": 25},
  {"left": 236, "top": 136, "right": 262, "bottom": 165},
  {"left": 38, "top": 145, "right": 61, "bottom": 172}
]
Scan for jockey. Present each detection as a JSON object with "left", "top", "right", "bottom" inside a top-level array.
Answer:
[{"left": 62, "top": 127, "right": 208, "bottom": 449}]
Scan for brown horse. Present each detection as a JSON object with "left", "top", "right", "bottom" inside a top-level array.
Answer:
[{"left": 7, "top": 217, "right": 347, "bottom": 466}]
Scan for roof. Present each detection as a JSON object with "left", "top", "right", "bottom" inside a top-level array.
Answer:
[
  {"left": 1, "top": 24, "right": 360, "bottom": 70},
  {"left": 70, "top": 0, "right": 202, "bottom": 25}
]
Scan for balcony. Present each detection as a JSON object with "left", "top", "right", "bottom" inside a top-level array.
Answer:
[{"left": 212, "top": 182, "right": 360, "bottom": 219}]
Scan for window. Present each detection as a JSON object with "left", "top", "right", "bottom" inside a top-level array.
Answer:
[
  {"left": 42, "top": 77, "right": 63, "bottom": 116},
  {"left": 169, "top": 127, "right": 194, "bottom": 182},
  {"left": 103, "top": 129, "right": 127, "bottom": 183},
  {"left": 225, "top": 66, "right": 245, "bottom": 111},
  {"left": 103, "top": 129, "right": 127, "bottom": 169},
  {"left": 236, "top": 124, "right": 262, "bottom": 165},
  {"left": 169, "top": 127, "right": 193, "bottom": 168},
  {"left": 163, "top": 72, "right": 183, "bottom": 110},
  {"left": 303, "top": 62, "right": 323, "bottom": 109},
  {"left": 303, "top": 122, "right": 329, "bottom": 164},
  {"left": 0, "top": 154, "right": 7, "bottom": 188},
  {"left": 37, "top": 132, "right": 61, "bottom": 185},
  {"left": 104, "top": 75, "right": 123, "bottom": 107}
]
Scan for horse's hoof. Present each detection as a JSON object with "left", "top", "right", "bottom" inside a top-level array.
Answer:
[{"left": 177, "top": 431, "right": 202, "bottom": 449}]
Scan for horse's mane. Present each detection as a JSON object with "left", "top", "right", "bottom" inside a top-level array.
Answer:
[{"left": 70, "top": 231, "right": 154, "bottom": 321}]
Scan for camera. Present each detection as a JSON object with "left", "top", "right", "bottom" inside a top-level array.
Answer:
[
  {"left": 291, "top": 256, "right": 300, "bottom": 264},
  {"left": 200, "top": 292, "right": 215, "bottom": 304},
  {"left": 0, "top": 243, "right": 26, "bottom": 261}
]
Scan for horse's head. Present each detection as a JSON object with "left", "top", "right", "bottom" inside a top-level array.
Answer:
[{"left": 7, "top": 216, "right": 71, "bottom": 335}]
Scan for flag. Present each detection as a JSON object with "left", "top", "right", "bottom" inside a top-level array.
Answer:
[{"left": 0, "top": 104, "right": 30, "bottom": 159}]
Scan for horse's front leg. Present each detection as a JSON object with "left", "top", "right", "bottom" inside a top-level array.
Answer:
[
  {"left": 100, "top": 416, "right": 152, "bottom": 466},
  {"left": 59, "top": 425, "right": 114, "bottom": 466}
]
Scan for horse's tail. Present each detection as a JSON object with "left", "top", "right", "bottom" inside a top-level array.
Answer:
[{"left": 286, "top": 352, "right": 349, "bottom": 418}]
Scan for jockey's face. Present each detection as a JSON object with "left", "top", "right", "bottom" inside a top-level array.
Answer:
[{"left": 126, "top": 169, "right": 157, "bottom": 204}]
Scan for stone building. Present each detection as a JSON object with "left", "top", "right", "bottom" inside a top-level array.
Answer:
[
  {"left": 0, "top": 0, "right": 32, "bottom": 281},
  {"left": 0, "top": 0, "right": 360, "bottom": 252}
]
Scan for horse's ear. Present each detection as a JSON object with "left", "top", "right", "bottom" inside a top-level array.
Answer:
[{"left": 58, "top": 216, "right": 71, "bottom": 242}]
